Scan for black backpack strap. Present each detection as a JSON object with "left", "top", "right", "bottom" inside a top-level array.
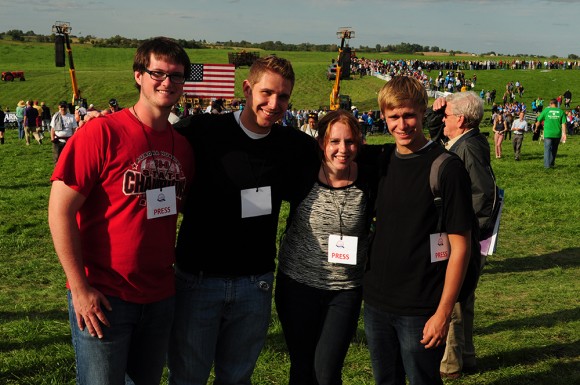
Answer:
[
  {"left": 431, "top": 150, "right": 482, "bottom": 302},
  {"left": 430, "top": 152, "right": 453, "bottom": 232}
]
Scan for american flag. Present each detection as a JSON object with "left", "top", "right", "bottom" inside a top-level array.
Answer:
[{"left": 183, "top": 63, "right": 236, "bottom": 99}]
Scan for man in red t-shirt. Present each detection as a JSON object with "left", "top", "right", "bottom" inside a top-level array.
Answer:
[{"left": 48, "top": 37, "right": 194, "bottom": 385}]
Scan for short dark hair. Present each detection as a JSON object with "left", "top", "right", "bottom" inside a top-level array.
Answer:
[
  {"left": 58, "top": 101, "right": 68, "bottom": 107},
  {"left": 133, "top": 37, "right": 191, "bottom": 92}
]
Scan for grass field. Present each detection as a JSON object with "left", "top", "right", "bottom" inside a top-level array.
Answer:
[
  {"left": 0, "top": 41, "right": 579, "bottom": 384},
  {"left": 2, "top": 42, "right": 580, "bottom": 114}
]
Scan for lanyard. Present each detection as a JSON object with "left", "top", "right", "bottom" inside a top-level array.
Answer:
[
  {"left": 322, "top": 163, "right": 350, "bottom": 238},
  {"left": 132, "top": 106, "right": 175, "bottom": 190}
]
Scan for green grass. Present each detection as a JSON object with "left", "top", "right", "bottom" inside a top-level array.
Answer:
[
  {"left": 2, "top": 42, "right": 580, "bottom": 114},
  {"left": 0, "top": 41, "right": 579, "bottom": 384}
]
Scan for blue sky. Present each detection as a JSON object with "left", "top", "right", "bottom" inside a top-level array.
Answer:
[{"left": 1, "top": 0, "right": 579, "bottom": 58}]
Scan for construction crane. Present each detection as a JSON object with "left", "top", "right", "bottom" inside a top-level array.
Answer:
[
  {"left": 53, "top": 21, "right": 83, "bottom": 106},
  {"left": 329, "top": 27, "right": 354, "bottom": 111}
]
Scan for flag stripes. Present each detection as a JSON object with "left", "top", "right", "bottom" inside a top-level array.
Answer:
[{"left": 183, "top": 63, "right": 235, "bottom": 99}]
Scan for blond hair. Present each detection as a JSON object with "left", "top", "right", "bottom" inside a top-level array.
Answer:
[{"left": 377, "top": 76, "right": 428, "bottom": 114}]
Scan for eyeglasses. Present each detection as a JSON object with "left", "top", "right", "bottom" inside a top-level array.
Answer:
[
  {"left": 143, "top": 69, "right": 186, "bottom": 84},
  {"left": 444, "top": 112, "right": 459, "bottom": 118}
]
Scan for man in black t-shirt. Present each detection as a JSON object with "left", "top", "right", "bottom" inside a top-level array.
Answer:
[
  {"left": 364, "top": 76, "right": 476, "bottom": 385},
  {"left": 168, "top": 55, "right": 319, "bottom": 385}
]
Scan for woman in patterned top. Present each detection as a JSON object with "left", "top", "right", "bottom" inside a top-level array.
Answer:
[{"left": 275, "top": 109, "right": 376, "bottom": 385}]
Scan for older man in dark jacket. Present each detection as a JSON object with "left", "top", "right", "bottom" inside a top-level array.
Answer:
[{"left": 431, "top": 91, "right": 500, "bottom": 379}]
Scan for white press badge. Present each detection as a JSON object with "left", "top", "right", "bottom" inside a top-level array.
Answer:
[
  {"left": 241, "top": 186, "right": 272, "bottom": 218},
  {"left": 328, "top": 234, "right": 358, "bottom": 265},
  {"left": 146, "top": 186, "right": 177, "bottom": 219},
  {"left": 430, "top": 232, "right": 450, "bottom": 263}
]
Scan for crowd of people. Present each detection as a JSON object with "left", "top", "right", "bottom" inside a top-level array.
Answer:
[
  {"left": 481, "top": 79, "right": 575, "bottom": 167},
  {"left": 1, "top": 98, "right": 126, "bottom": 148},
  {"left": 0, "top": 36, "right": 564, "bottom": 385},
  {"left": 349, "top": 55, "right": 580, "bottom": 77}
]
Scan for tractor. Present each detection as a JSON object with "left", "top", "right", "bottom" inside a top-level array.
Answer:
[{"left": 1, "top": 71, "right": 25, "bottom": 81}]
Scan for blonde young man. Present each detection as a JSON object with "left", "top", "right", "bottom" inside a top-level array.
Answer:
[{"left": 363, "top": 76, "right": 478, "bottom": 385}]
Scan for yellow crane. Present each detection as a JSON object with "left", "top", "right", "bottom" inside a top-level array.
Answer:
[
  {"left": 53, "top": 21, "right": 83, "bottom": 106},
  {"left": 329, "top": 27, "right": 354, "bottom": 111}
]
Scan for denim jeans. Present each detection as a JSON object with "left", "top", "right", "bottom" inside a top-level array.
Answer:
[
  {"left": 543, "top": 137, "right": 561, "bottom": 168},
  {"left": 17, "top": 118, "right": 24, "bottom": 139},
  {"left": 364, "top": 303, "right": 444, "bottom": 385},
  {"left": 275, "top": 272, "right": 362, "bottom": 385},
  {"left": 168, "top": 268, "right": 274, "bottom": 385},
  {"left": 42, "top": 118, "right": 51, "bottom": 132},
  {"left": 67, "top": 291, "right": 175, "bottom": 385}
]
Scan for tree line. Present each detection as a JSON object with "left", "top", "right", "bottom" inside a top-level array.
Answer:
[{"left": 0, "top": 29, "right": 574, "bottom": 59}]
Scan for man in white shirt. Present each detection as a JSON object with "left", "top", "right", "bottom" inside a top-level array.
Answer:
[
  {"left": 511, "top": 111, "right": 528, "bottom": 161},
  {"left": 50, "top": 101, "right": 78, "bottom": 164}
]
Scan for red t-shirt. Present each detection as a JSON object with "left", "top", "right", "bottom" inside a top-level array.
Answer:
[{"left": 51, "top": 109, "right": 194, "bottom": 303}]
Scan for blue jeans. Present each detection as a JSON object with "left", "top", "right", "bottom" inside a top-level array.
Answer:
[
  {"left": 364, "top": 303, "right": 444, "bottom": 385},
  {"left": 168, "top": 268, "right": 274, "bottom": 385},
  {"left": 17, "top": 118, "right": 24, "bottom": 139},
  {"left": 543, "top": 137, "right": 561, "bottom": 168},
  {"left": 275, "top": 272, "right": 362, "bottom": 385},
  {"left": 67, "top": 291, "right": 175, "bottom": 385}
]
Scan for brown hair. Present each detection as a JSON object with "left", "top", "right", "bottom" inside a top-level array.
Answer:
[
  {"left": 246, "top": 55, "right": 295, "bottom": 88},
  {"left": 132, "top": 36, "right": 191, "bottom": 91},
  {"left": 317, "top": 109, "right": 363, "bottom": 150}
]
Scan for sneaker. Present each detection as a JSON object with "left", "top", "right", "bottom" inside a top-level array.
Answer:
[{"left": 440, "top": 371, "right": 461, "bottom": 380}]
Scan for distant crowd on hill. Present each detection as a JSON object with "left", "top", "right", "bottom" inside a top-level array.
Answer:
[{"left": 351, "top": 56, "right": 580, "bottom": 78}]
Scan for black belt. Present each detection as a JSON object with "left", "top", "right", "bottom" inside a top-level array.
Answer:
[
  {"left": 193, "top": 271, "right": 238, "bottom": 278},
  {"left": 178, "top": 267, "right": 239, "bottom": 279}
]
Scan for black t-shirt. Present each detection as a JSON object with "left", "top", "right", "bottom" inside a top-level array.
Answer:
[
  {"left": 363, "top": 143, "right": 475, "bottom": 316},
  {"left": 174, "top": 112, "right": 319, "bottom": 276}
]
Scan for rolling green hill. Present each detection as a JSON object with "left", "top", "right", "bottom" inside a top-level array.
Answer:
[{"left": 2, "top": 41, "right": 579, "bottom": 116}]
